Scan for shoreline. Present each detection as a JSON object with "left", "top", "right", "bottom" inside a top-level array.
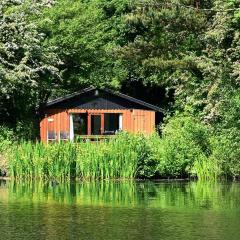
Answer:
[
  {"left": 0, "top": 176, "right": 237, "bottom": 183},
  {"left": 0, "top": 175, "right": 192, "bottom": 182}
]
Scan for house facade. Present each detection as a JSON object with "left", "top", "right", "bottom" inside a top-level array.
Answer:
[{"left": 40, "top": 87, "right": 163, "bottom": 143}]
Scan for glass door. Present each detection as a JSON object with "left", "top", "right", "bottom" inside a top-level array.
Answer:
[{"left": 90, "top": 114, "right": 104, "bottom": 135}]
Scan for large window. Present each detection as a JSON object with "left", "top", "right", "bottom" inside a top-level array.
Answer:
[
  {"left": 70, "top": 113, "right": 123, "bottom": 139},
  {"left": 104, "top": 113, "right": 121, "bottom": 135},
  {"left": 73, "top": 114, "right": 87, "bottom": 136}
]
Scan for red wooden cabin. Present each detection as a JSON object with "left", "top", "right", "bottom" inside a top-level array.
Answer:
[{"left": 40, "top": 87, "right": 163, "bottom": 143}]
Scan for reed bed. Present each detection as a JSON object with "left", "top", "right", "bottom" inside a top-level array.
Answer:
[
  {"left": 192, "top": 156, "right": 221, "bottom": 181},
  {"left": 7, "top": 133, "right": 144, "bottom": 180},
  {"left": 3, "top": 132, "right": 227, "bottom": 181}
]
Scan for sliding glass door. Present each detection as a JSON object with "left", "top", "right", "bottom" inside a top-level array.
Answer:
[
  {"left": 70, "top": 112, "right": 123, "bottom": 138},
  {"left": 91, "top": 114, "right": 102, "bottom": 135}
]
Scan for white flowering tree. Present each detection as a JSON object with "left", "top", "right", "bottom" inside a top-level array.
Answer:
[{"left": 0, "top": 0, "right": 60, "bottom": 133}]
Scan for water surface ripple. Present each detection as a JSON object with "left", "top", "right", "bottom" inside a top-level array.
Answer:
[{"left": 0, "top": 180, "right": 239, "bottom": 240}]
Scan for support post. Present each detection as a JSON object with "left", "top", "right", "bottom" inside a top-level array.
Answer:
[
  {"left": 69, "top": 114, "right": 74, "bottom": 141},
  {"left": 119, "top": 114, "right": 123, "bottom": 131}
]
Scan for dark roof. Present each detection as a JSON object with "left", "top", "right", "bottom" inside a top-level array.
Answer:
[{"left": 46, "top": 87, "right": 164, "bottom": 112}]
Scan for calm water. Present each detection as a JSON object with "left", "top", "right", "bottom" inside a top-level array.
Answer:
[{"left": 0, "top": 180, "right": 240, "bottom": 240}]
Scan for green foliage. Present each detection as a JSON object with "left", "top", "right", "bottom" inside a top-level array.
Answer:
[
  {"left": 192, "top": 157, "right": 221, "bottom": 181},
  {"left": 0, "top": 126, "right": 15, "bottom": 176},
  {"left": 134, "top": 133, "right": 161, "bottom": 178},
  {"left": 0, "top": 0, "right": 60, "bottom": 128},
  {"left": 156, "top": 115, "right": 210, "bottom": 178},
  {"left": 5, "top": 125, "right": 240, "bottom": 181},
  {"left": 7, "top": 134, "right": 144, "bottom": 180},
  {"left": 155, "top": 114, "right": 240, "bottom": 180},
  {"left": 119, "top": 0, "right": 240, "bottom": 179},
  {"left": 75, "top": 133, "right": 139, "bottom": 179},
  {"left": 119, "top": 0, "right": 207, "bottom": 86},
  {"left": 39, "top": 0, "right": 130, "bottom": 91},
  {"left": 4, "top": 133, "right": 170, "bottom": 180},
  {"left": 210, "top": 129, "right": 240, "bottom": 178},
  {"left": 1, "top": 0, "right": 240, "bottom": 180},
  {"left": 0, "top": 126, "right": 14, "bottom": 145}
]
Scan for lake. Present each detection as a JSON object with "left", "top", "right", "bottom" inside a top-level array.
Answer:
[{"left": 0, "top": 180, "right": 240, "bottom": 240}]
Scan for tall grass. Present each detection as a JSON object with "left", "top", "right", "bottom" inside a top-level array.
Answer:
[
  {"left": 8, "top": 133, "right": 148, "bottom": 180},
  {"left": 3, "top": 125, "right": 234, "bottom": 181},
  {"left": 191, "top": 156, "right": 221, "bottom": 181}
]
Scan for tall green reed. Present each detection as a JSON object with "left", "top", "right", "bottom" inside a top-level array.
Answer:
[
  {"left": 5, "top": 131, "right": 227, "bottom": 181},
  {"left": 192, "top": 156, "right": 221, "bottom": 181},
  {"left": 8, "top": 133, "right": 143, "bottom": 180}
]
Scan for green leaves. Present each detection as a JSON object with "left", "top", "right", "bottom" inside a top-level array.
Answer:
[
  {"left": 0, "top": 0, "right": 60, "bottom": 128},
  {"left": 39, "top": 0, "right": 130, "bottom": 90}
]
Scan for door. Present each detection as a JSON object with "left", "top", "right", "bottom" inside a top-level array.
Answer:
[{"left": 89, "top": 114, "right": 104, "bottom": 135}]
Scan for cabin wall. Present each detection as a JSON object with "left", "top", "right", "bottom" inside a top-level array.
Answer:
[
  {"left": 40, "top": 109, "right": 156, "bottom": 142},
  {"left": 131, "top": 110, "right": 155, "bottom": 134},
  {"left": 40, "top": 109, "right": 69, "bottom": 143}
]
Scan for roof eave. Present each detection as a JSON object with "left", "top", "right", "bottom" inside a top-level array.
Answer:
[
  {"left": 46, "top": 87, "right": 95, "bottom": 107},
  {"left": 45, "top": 87, "right": 165, "bottom": 113}
]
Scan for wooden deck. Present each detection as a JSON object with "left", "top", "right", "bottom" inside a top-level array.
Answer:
[{"left": 75, "top": 135, "right": 115, "bottom": 141}]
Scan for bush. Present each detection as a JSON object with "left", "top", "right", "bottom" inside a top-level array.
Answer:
[
  {"left": 0, "top": 126, "right": 15, "bottom": 176},
  {"left": 210, "top": 129, "right": 240, "bottom": 179},
  {"left": 156, "top": 115, "right": 211, "bottom": 178},
  {"left": 156, "top": 114, "right": 240, "bottom": 180},
  {"left": 133, "top": 134, "right": 161, "bottom": 178}
]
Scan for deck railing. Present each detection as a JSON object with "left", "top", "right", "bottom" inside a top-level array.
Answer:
[
  {"left": 47, "top": 130, "right": 117, "bottom": 143},
  {"left": 75, "top": 135, "right": 115, "bottom": 141}
]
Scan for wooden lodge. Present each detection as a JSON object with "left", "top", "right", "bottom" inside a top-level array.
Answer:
[{"left": 40, "top": 87, "right": 163, "bottom": 143}]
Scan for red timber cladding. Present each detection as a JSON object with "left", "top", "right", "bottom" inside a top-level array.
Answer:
[
  {"left": 132, "top": 110, "right": 155, "bottom": 134},
  {"left": 40, "top": 108, "right": 156, "bottom": 142},
  {"left": 40, "top": 109, "right": 69, "bottom": 143},
  {"left": 40, "top": 117, "right": 47, "bottom": 143}
]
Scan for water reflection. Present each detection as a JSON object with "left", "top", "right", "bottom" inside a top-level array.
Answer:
[
  {"left": 1, "top": 180, "right": 240, "bottom": 210},
  {"left": 0, "top": 180, "right": 240, "bottom": 240}
]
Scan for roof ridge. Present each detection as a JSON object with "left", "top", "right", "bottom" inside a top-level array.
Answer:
[
  {"left": 46, "top": 87, "right": 164, "bottom": 113},
  {"left": 104, "top": 88, "right": 164, "bottom": 112},
  {"left": 47, "top": 87, "right": 95, "bottom": 106}
]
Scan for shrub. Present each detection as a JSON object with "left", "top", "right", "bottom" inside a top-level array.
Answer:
[
  {"left": 133, "top": 133, "right": 161, "bottom": 178},
  {"left": 0, "top": 126, "right": 15, "bottom": 176},
  {"left": 156, "top": 115, "right": 211, "bottom": 178},
  {"left": 210, "top": 129, "right": 240, "bottom": 179}
]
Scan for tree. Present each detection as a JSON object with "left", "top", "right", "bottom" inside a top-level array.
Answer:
[
  {"left": 0, "top": 0, "right": 60, "bottom": 134},
  {"left": 39, "top": 0, "right": 131, "bottom": 91},
  {"left": 118, "top": 0, "right": 207, "bottom": 86},
  {"left": 118, "top": 0, "right": 240, "bottom": 130}
]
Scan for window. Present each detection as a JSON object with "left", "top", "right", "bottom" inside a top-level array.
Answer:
[
  {"left": 69, "top": 113, "right": 123, "bottom": 139},
  {"left": 60, "top": 131, "right": 69, "bottom": 140},
  {"left": 47, "top": 117, "right": 56, "bottom": 142},
  {"left": 72, "top": 114, "right": 87, "bottom": 136},
  {"left": 104, "top": 113, "right": 122, "bottom": 135}
]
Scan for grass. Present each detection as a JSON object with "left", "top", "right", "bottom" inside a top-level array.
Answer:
[
  {"left": 1, "top": 129, "right": 233, "bottom": 181},
  {"left": 192, "top": 156, "right": 221, "bottom": 181},
  {"left": 7, "top": 133, "right": 142, "bottom": 180}
]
